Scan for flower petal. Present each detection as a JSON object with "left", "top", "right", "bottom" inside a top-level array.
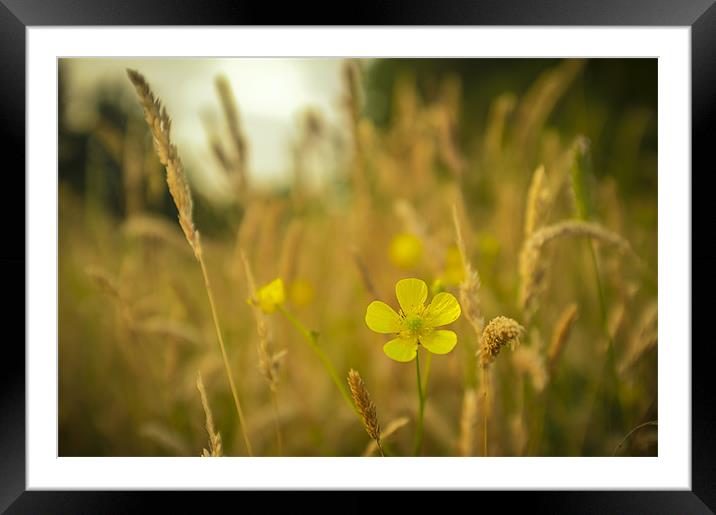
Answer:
[
  {"left": 255, "top": 278, "right": 286, "bottom": 314},
  {"left": 365, "top": 301, "right": 402, "bottom": 333},
  {"left": 389, "top": 233, "right": 423, "bottom": 269},
  {"left": 420, "top": 330, "right": 458, "bottom": 355},
  {"left": 383, "top": 336, "right": 418, "bottom": 362},
  {"left": 395, "top": 278, "right": 428, "bottom": 314},
  {"left": 424, "top": 292, "right": 461, "bottom": 327}
]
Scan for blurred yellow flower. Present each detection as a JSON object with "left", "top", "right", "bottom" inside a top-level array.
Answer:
[
  {"left": 289, "top": 278, "right": 315, "bottom": 308},
  {"left": 249, "top": 278, "right": 285, "bottom": 314},
  {"left": 477, "top": 231, "right": 500, "bottom": 258},
  {"left": 365, "top": 278, "right": 461, "bottom": 362},
  {"left": 389, "top": 233, "right": 423, "bottom": 269},
  {"left": 441, "top": 244, "right": 465, "bottom": 285}
]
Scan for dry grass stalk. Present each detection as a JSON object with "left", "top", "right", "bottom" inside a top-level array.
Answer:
[
  {"left": 290, "top": 109, "right": 328, "bottom": 201},
  {"left": 347, "top": 369, "right": 384, "bottom": 456},
  {"left": 84, "top": 266, "right": 150, "bottom": 379},
  {"left": 349, "top": 246, "right": 379, "bottom": 299},
  {"left": 433, "top": 107, "right": 464, "bottom": 178},
  {"left": 241, "top": 250, "right": 285, "bottom": 454},
  {"left": 215, "top": 75, "right": 248, "bottom": 191},
  {"left": 140, "top": 422, "right": 192, "bottom": 456},
  {"left": 121, "top": 215, "right": 191, "bottom": 253},
  {"left": 509, "top": 414, "right": 528, "bottom": 456},
  {"left": 512, "top": 343, "right": 547, "bottom": 393},
  {"left": 196, "top": 372, "right": 223, "bottom": 457},
  {"left": 200, "top": 111, "right": 232, "bottom": 175},
  {"left": 514, "top": 59, "right": 584, "bottom": 154},
  {"left": 278, "top": 221, "right": 304, "bottom": 285},
  {"left": 133, "top": 318, "right": 203, "bottom": 348},
  {"left": 483, "top": 93, "right": 517, "bottom": 164},
  {"left": 210, "top": 135, "right": 232, "bottom": 174},
  {"left": 343, "top": 60, "right": 371, "bottom": 211},
  {"left": 94, "top": 120, "right": 124, "bottom": 164},
  {"left": 232, "top": 198, "right": 265, "bottom": 277},
  {"left": 430, "top": 84, "right": 465, "bottom": 179},
  {"left": 518, "top": 220, "right": 635, "bottom": 321},
  {"left": 548, "top": 303, "right": 579, "bottom": 373},
  {"left": 362, "top": 417, "right": 409, "bottom": 456},
  {"left": 452, "top": 204, "right": 484, "bottom": 339},
  {"left": 608, "top": 302, "right": 626, "bottom": 340},
  {"left": 480, "top": 364, "right": 491, "bottom": 456},
  {"left": 241, "top": 250, "right": 283, "bottom": 391},
  {"left": 479, "top": 316, "right": 525, "bottom": 367},
  {"left": 477, "top": 316, "right": 523, "bottom": 456},
  {"left": 256, "top": 200, "right": 284, "bottom": 277},
  {"left": 458, "top": 388, "right": 478, "bottom": 456},
  {"left": 540, "top": 135, "right": 589, "bottom": 210},
  {"left": 128, "top": 69, "right": 253, "bottom": 456},
  {"left": 126, "top": 69, "right": 199, "bottom": 259},
  {"left": 86, "top": 266, "right": 125, "bottom": 304},
  {"left": 619, "top": 302, "right": 657, "bottom": 374},
  {"left": 524, "top": 164, "right": 549, "bottom": 239},
  {"left": 343, "top": 60, "right": 362, "bottom": 131},
  {"left": 86, "top": 266, "right": 135, "bottom": 327}
]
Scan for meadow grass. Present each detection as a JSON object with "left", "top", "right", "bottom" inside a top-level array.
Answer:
[{"left": 58, "top": 60, "right": 657, "bottom": 457}]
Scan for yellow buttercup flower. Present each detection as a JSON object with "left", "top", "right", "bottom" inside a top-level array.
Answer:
[
  {"left": 249, "top": 278, "right": 285, "bottom": 314},
  {"left": 440, "top": 244, "right": 465, "bottom": 286},
  {"left": 389, "top": 233, "right": 423, "bottom": 269},
  {"left": 365, "top": 278, "right": 461, "bottom": 362}
]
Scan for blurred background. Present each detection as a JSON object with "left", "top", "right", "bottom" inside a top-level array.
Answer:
[{"left": 59, "top": 58, "right": 657, "bottom": 457}]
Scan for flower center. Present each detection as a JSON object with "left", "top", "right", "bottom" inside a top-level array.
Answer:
[{"left": 403, "top": 314, "right": 424, "bottom": 334}]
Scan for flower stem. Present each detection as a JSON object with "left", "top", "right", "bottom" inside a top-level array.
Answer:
[
  {"left": 482, "top": 364, "right": 489, "bottom": 457},
  {"left": 278, "top": 305, "right": 356, "bottom": 413},
  {"left": 197, "top": 254, "right": 253, "bottom": 456},
  {"left": 422, "top": 351, "right": 432, "bottom": 392},
  {"left": 414, "top": 349, "right": 426, "bottom": 456}
]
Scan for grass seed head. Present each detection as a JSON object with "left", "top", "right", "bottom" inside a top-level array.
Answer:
[
  {"left": 347, "top": 369, "right": 381, "bottom": 445},
  {"left": 126, "top": 69, "right": 199, "bottom": 258},
  {"left": 479, "top": 316, "right": 525, "bottom": 366}
]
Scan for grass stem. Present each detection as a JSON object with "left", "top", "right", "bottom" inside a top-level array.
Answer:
[
  {"left": 612, "top": 420, "right": 657, "bottom": 456},
  {"left": 198, "top": 255, "right": 253, "bottom": 456},
  {"left": 270, "top": 391, "right": 283, "bottom": 456},
  {"left": 482, "top": 365, "right": 489, "bottom": 457}
]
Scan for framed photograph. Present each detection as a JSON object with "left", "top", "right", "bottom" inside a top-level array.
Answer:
[{"left": 4, "top": 0, "right": 709, "bottom": 511}]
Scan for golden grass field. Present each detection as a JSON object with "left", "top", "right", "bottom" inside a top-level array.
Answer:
[{"left": 58, "top": 58, "right": 657, "bottom": 457}]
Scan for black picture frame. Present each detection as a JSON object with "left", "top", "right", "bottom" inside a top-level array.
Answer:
[{"left": 2, "top": 1, "right": 709, "bottom": 512}]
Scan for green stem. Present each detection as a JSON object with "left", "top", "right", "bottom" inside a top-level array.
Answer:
[
  {"left": 278, "top": 305, "right": 356, "bottom": 413},
  {"left": 580, "top": 241, "right": 624, "bottom": 453},
  {"left": 589, "top": 242, "right": 612, "bottom": 352},
  {"left": 590, "top": 242, "right": 620, "bottom": 393},
  {"left": 527, "top": 389, "right": 547, "bottom": 457},
  {"left": 414, "top": 349, "right": 426, "bottom": 456},
  {"left": 422, "top": 351, "right": 432, "bottom": 392}
]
